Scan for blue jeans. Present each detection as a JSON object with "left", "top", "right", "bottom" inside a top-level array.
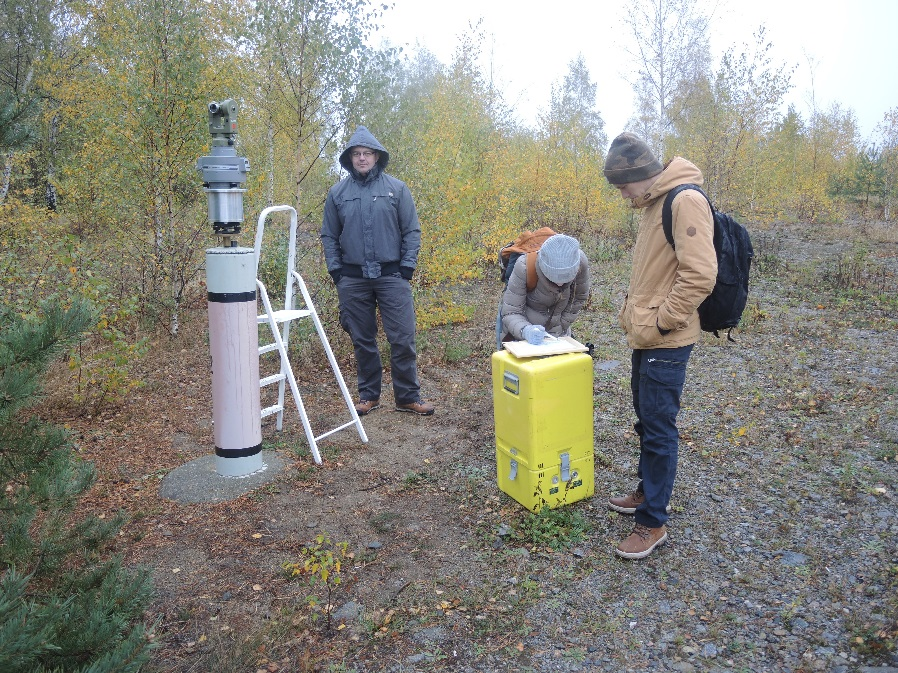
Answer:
[
  {"left": 630, "top": 345, "right": 694, "bottom": 528},
  {"left": 337, "top": 274, "right": 420, "bottom": 404}
]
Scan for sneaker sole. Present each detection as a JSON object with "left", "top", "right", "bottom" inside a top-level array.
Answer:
[
  {"left": 395, "top": 406, "right": 434, "bottom": 416},
  {"left": 608, "top": 503, "right": 672, "bottom": 515},
  {"left": 614, "top": 531, "right": 668, "bottom": 560},
  {"left": 355, "top": 404, "right": 380, "bottom": 416}
]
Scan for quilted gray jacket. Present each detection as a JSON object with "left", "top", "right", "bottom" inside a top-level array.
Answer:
[{"left": 500, "top": 250, "right": 590, "bottom": 341}]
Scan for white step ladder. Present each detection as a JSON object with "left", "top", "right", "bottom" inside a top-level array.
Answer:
[{"left": 253, "top": 205, "right": 368, "bottom": 465}]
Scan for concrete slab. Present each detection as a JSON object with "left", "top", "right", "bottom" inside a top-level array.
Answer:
[{"left": 159, "top": 451, "right": 286, "bottom": 504}]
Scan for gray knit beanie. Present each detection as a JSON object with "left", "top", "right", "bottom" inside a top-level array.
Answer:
[
  {"left": 603, "top": 132, "right": 663, "bottom": 185},
  {"left": 538, "top": 234, "right": 581, "bottom": 285}
]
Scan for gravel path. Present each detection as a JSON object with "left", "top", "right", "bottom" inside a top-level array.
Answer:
[{"left": 354, "top": 223, "right": 898, "bottom": 672}]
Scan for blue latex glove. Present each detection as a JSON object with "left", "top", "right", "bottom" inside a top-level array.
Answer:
[{"left": 522, "top": 324, "right": 547, "bottom": 345}]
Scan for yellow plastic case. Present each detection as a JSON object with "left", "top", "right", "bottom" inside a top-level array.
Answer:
[{"left": 491, "top": 350, "right": 595, "bottom": 511}]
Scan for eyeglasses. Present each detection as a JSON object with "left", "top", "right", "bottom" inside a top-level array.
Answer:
[{"left": 351, "top": 150, "right": 375, "bottom": 159}]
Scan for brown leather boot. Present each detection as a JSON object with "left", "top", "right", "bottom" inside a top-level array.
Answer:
[
  {"left": 608, "top": 490, "right": 646, "bottom": 514},
  {"left": 608, "top": 490, "right": 672, "bottom": 515},
  {"left": 395, "top": 400, "right": 435, "bottom": 416},
  {"left": 355, "top": 399, "right": 380, "bottom": 416},
  {"left": 615, "top": 523, "right": 668, "bottom": 559}
]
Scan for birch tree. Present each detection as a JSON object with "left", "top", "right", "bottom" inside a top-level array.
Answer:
[
  {"left": 0, "top": 0, "right": 63, "bottom": 205},
  {"left": 242, "top": 0, "right": 388, "bottom": 223},
  {"left": 875, "top": 108, "right": 898, "bottom": 221},
  {"left": 61, "top": 0, "right": 232, "bottom": 335},
  {"left": 535, "top": 54, "right": 611, "bottom": 235},
  {"left": 670, "top": 28, "right": 793, "bottom": 217},
  {"left": 624, "top": 0, "right": 712, "bottom": 157}
]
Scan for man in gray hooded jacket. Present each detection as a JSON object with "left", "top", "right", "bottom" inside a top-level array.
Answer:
[{"left": 321, "top": 126, "right": 434, "bottom": 416}]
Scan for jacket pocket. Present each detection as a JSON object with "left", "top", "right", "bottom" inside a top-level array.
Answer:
[
  {"left": 617, "top": 296, "right": 628, "bottom": 331},
  {"left": 336, "top": 194, "right": 361, "bottom": 217},
  {"left": 629, "top": 303, "right": 662, "bottom": 349}
]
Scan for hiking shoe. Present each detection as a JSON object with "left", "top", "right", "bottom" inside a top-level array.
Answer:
[
  {"left": 608, "top": 490, "right": 672, "bottom": 515},
  {"left": 355, "top": 399, "right": 380, "bottom": 416},
  {"left": 615, "top": 524, "right": 668, "bottom": 560},
  {"left": 395, "top": 400, "right": 435, "bottom": 416}
]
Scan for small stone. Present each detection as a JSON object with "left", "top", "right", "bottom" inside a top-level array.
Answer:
[
  {"left": 779, "top": 551, "right": 809, "bottom": 567},
  {"left": 411, "top": 626, "right": 448, "bottom": 645},
  {"left": 332, "top": 601, "right": 362, "bottom": 621}
]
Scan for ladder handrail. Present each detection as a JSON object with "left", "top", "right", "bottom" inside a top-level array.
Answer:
[
  {"left": 254, "top": 205, "right": 297, "bottom": 274},
  {"left": 256, "top": 277, "right": 322, "bottom": 465},
  {"left": 290, "top": 270, "right": 363, "bottom": 434},
  {"left": 253, "top": 205, "right": 368, "bottom": 464}
]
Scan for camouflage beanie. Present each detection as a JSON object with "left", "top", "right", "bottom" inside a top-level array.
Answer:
[{"left": 603, "top": 132, "right": 663, "bottom": 185}]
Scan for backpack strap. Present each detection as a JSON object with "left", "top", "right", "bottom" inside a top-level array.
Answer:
[
  {"left": 525, "top": 252, "right": 538, "bottom": 292},
  {"left": 661, "top": 183, "right": 710, "bottom": 250}
]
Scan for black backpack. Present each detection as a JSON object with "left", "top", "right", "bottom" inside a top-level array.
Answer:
[{"left": 661, "top": 184, "right": 754, "bottom": 341}]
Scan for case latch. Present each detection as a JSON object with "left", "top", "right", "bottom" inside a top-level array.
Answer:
[{"left": 503, "top": 371, "right": 519, "bottom": 395}]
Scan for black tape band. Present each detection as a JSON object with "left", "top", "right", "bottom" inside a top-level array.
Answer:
[
  {"left": 215, "top": 443, "right": 262, "bottom": 458},
  {"left": 208, "top": 291, "right": 257, "bottom": 303}
]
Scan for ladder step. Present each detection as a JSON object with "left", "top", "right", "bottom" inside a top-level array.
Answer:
[
  {"left": 260, "top": 373, "right": 286, "bottom": 387},
  {"left": 261, "top": 404, "right": 283, "bottom": 418},
  {"left": 259, "top": 343, "right": 279, "bottom": 355},
  {"left": 315, "top": 419, "right": 362, "bottom": 442},
  {"left": 257, "top": 309, "right": 312, "bottom": 325}
]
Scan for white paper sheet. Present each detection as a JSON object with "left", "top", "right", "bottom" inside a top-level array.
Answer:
[{"left": 502, "top": 336, "right": 589, "bottom": 358}]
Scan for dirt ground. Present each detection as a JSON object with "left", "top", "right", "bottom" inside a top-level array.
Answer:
[
  {"left": 60, "top": 219, "right": 898, "bottom": 673},
  {"left": 66, "top": 285, "right": 515, "bottom": 672}
]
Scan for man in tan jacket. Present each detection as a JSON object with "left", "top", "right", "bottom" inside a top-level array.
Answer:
[{"left": 603, "top": 132, "right": 717, "bottom": 559}]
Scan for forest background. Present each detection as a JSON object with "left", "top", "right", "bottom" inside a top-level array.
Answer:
[
  {"left": 3, "top": 0, "right": 898, "bottom": 379},
  {"left": 1, "top": 0, "right": 897, "bottom": 668},
  {"left": 2, "top": 0, "right": 897, "bottom": 393}
]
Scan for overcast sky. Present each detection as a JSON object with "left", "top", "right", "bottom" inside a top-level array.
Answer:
[{"left": 375, "top": 0, "right": 897, "bottom": 144}]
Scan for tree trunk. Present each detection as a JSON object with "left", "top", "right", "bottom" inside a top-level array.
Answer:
[
  {"left": 0, "top": 153, "right": 11, "bottom": 204},
  {"left": 267, "top": 116, "right": 275, "bottom": 208},
  {"left": 295, "top": 113, "right": 303, "bottom": 210},
  {"left": 885, "top": 171, "right": 895, "bottom": 221},
  {"left": 45, "top": 111, "right": 59, "bottom": 210}
]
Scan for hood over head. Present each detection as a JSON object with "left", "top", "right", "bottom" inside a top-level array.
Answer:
[{"left": 339, "top": 126, "right": 389, "bottom": 173}]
